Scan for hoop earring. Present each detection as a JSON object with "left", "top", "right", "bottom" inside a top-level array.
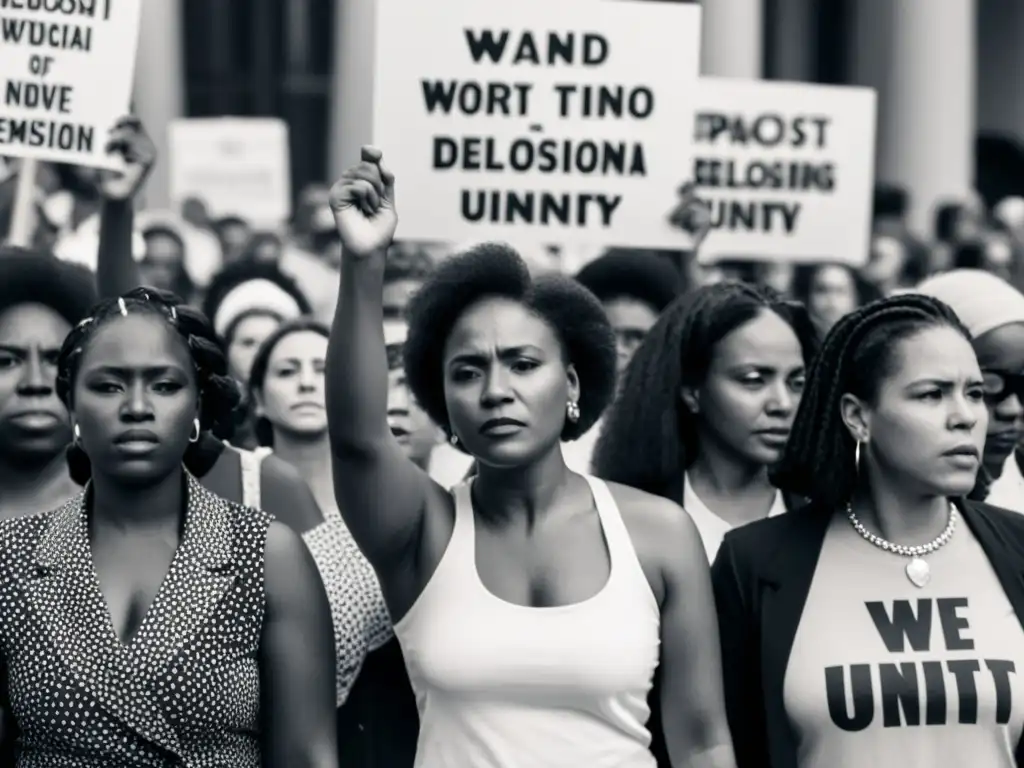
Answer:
[
  {"left": 189, "top": 418, "right": 201, "bottom": 443},
  {"left": 566, "top": 399, "right": 580, "bottom": 424},
  {"left": 854, "top": 440, "right": 862, "bottom": 475}
]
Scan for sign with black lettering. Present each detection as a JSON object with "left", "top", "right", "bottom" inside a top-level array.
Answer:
[
  {"left": 169, "top": 118, "right": 292, "bottom": 227},
  {"left": 0, "top": 0, "right": 141, "bottom": 167},
  {"left": 693, "top": 78, "right": 876, "bottom": 266},
  {"left": 371, "top": 0, "right": 701, "bottom": 248}
]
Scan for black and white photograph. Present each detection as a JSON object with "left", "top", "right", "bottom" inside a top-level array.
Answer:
[{"left": 0, "top": 0, "right": 1022, "bottom": 766}]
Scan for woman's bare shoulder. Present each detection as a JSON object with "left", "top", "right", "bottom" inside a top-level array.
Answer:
[
  {"left": 601, "top": 479, "right": 691, "bottom": 531},
  {"left": 597, "top": 479, "right": 707, "bottom": 590}
]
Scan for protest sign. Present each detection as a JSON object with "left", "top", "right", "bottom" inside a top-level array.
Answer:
[
  {"left": 693, "top": 78, "right": 877, "bottom": 266},
  {"left": 0, "top": 0, "right": 142, "bottom": 168},
  {"left": 168, "top": 118, "right": 292, "bottom": 227},
  {"left": 371, "top": 0, "right": 702, "bottom": 248}
]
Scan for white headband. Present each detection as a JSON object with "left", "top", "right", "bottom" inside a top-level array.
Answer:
[
  {"left": 383, "top": 319, "right": 409, "bottom": 346},
  {"left": 213, "top": 278, "right": 304, "bottom": 337},
  {"left": 916, "top": 269, "right": 1024, "bottom": 339}
]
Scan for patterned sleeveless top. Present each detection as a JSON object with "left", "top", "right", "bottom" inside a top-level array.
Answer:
[
  {"left": 0, "top": 473, "right": 272, "bottom": 767},
  {"left": 302, "top": 510, "right": 393, "bottom": 706},
  {"left": 238, "top": 445, "right": 393, "bottom": 706}
]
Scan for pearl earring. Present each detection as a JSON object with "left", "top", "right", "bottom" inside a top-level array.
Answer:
[{"left": 566, "top": 400, "right": 581, "bottom": 423}]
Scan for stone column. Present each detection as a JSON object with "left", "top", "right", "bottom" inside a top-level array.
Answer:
[
  {"left": 849, "top": 0, "right": 976, "bottom": 235},
  {"left": 701, "top": 0, "right": 764, "bottom": 78}
]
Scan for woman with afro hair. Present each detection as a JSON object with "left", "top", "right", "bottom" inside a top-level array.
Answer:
[
  {"left": 0, "top": 248, "right": 97, "bottom": 520},
  {"left": 323, "top": 147, "right": 735, "bottom": 768},
  {"left": 566, "top": 249, "right": 686, "bottom": 473}
]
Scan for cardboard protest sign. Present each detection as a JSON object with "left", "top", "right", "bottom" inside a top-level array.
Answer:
[
  {"left": 168, "top": 118, "right": 292, "bottom": 227},
  {"left": 0, "top": 0, "right": 142, "bottom": 168},
  {"left": 693, "top": 78, "right": 877, "bottom": 266},
  {"left": 371, "top": 0, "right": 702, "bottom": 248}
]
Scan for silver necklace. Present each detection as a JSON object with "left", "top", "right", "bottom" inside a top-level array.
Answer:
[{"left": 845, "top": 503, "right": 957, "bottom": 588}]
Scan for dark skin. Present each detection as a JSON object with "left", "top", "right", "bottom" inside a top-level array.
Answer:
[
  {"left": 94, "top": 117, "right": 324, "bottom": 535},
  {"left": 326, "top": 147, "right": 736, "bottom": 768},
  {"left": 0, "top": 314, "right": 336, "bottom": 764},
  {"left": 0, "top": 119, "right": 321, "bottom": 756},
  {"left": 0, "top": 303, "right": 80, "bottom": 519}
]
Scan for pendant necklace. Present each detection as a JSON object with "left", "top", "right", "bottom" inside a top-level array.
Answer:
[{"left": 845, "top": 502, "right": 957, "bottom": 588}]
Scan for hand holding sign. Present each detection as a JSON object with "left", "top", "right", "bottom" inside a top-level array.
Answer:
[
  {"left": 97, "top": 116, "right": 155, "bottom": 201},
  {"left": 668, "top": 182, "right": 713, "bottom": 252},
  {"left": 329, "top": 146, "right": 398, "bottom": 259}
]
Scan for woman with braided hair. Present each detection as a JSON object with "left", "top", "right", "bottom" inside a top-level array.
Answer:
[
  {"left": 712, "top": 293, "right": 1024, "bottom": 768},
  {"left": 90, "top": 120, "right": 324, "bottom": 533},
  {"left": 0, "top": 287, "right": 338, "bottom": 766}
]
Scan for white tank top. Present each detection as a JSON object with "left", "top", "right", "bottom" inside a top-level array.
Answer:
[{"left": 393, "top": 474, "right": 660, "bottom": 768}]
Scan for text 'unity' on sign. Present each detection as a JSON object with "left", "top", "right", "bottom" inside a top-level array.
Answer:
[{"left": 372, "top": 0, "right": 702, "bottom": 248}]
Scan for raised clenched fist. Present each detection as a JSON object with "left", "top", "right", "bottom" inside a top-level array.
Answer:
[
  {"left": 98, "top": 115, "right": 156, "bottom": 201},
  {"left": 329, "top": 146, "right": 398, "bottom": 259}
]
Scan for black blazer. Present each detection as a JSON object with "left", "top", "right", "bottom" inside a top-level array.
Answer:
[{"left": 711, "top": 499, "right": 1024, "bottom": 768}]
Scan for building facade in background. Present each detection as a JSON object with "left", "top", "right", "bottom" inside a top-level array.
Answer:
[{"left": 133, "top": 0, "right": 1024, "bottom": 237}]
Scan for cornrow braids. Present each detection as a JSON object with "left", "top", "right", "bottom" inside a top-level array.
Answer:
[
  {"left": 593, "top": 281, "right": 818, "bottom": 499},
  {"left": 56, "top": 286, "right": 243, "bottom": 484},
  {"left": 771, "top": 293, "right": 968, "bottom": 511}
]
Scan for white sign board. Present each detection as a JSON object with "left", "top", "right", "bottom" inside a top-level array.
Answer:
[
  {"left": 0, "top": 0, "right": 141, "bottom": 168},
  {"left": 372, "top": 0, "right": 702, "bottom": 249},
  {"left": 169, "top": 118, "right": 292, "bottom": 227},
  {"left": 693, "top": 78, "right": 877, "bottom": 266}
]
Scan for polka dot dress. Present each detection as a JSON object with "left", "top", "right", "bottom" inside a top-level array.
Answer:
[
  {"left": 302, "top": 512, "right": 393, "bottom": 707},
  {"left": 0, "top": 473, "right": 272, "bottom": 767}
]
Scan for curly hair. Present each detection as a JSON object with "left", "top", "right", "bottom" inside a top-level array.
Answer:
[
  {"left": 247, "top": 318, "right": 330, "bottom": 447},
  {"left": 574, "top": 250, "right": 683, "bottom": 314},
  {"left": 770, "top": 293, "right": 969, "bottom": 511},
  {"left": 201, "top": 259, "right": 312, "bottom": 342},
  {"left": 0, "top": 246, "right": 97, "bottom": 325},
  {"left": 593, "top": 281, "right": 819, "bottom": 498},
  {"left": 56, "top": 287, "right": 243, "bottom": 484},
  {"left": 403, "top": 242, "right": 617, "bottom": 445}
]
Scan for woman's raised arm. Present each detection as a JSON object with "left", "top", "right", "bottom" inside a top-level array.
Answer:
[
  {"left": 325, "top": 146, "right": 435, "bottom": 571},
  {"left": 95, "top": 116, "right": 156, "bottom": 298}
]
